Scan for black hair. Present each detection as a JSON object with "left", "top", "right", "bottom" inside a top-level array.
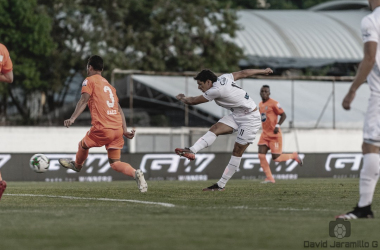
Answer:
[
  {"left": 194, "top": 69, "right": 218, "bottom": 83},
  {"left": 262, "top": 85, "right": 270, "bottom": 89},
  {"left": 88, "top": 55, "right": 104, "bottom": 71}
]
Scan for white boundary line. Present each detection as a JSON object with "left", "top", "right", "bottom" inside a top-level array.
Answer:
[{"left": 5, "top": 194, "right": 175, "bottom": 208}]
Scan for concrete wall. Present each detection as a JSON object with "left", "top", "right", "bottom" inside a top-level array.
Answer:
[{"left": 0, "top": 126, "right": 363, "bottom": 153}]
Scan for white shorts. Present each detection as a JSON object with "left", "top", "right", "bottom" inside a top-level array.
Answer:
[
  {"left": 363, "top": 92, "right": 380, "bottom": 146},
  {"left": 218, "top": 110, "right": 261, "bottom": 145}
]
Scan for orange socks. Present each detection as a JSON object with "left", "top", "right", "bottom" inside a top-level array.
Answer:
[
  {"left": 258, "top": 154, "right": 273, "bottom": 180},
  {"left": 75, "top": 141, "right": 89, "bottom": 167},
  {"left": 110, "top": 161, "right": 136, "bottom": 178},
  {"left": 273, "top": 153, "right": 296, "bottom": 162}
]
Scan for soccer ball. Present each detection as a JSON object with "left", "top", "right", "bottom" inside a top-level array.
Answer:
[{"left": 29, "top": 154, "right": 50, "bottom": 173}]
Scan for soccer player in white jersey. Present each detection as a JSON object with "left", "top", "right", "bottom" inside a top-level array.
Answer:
[
  {"left": 175, "top": 68, "right": 273, "bottom": 191},
  {"left": 337, "top": 0, "right": 380, "bottom": 219}
]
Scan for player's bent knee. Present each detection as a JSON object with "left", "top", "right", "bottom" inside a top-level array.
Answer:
[
  {"left": 109, "top": 158, "right": 120, "bottom": 165},
  {"left": 272, "top": 154, "right": 280, "bottom": 160},
  {"left": 209, "top": 124, "right": 222, "bottom": 134},
  {"left": 80, "top": 140, "right": 89, "bottom": 149},
  {"left": 232, "top": 143, "right": 248, "bottom": 157},
  {"left": 232, "top": 152, "right": 243, "bottom": 157},
  {"left": 258, "top": 154, "right": 266, "bottom": 161},
  {"left": 209, "top": 123, "right": 217, "bottom": 132}
]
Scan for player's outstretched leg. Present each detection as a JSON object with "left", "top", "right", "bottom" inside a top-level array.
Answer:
[
  {"left": 336, "top": 153, "right": 379, "bottom": 219},
  {"left": 189, "top": 131, "right": 217, "bottom": 153},
  {"left": 202, "top": 183, "right": 225, "bottom": 191},
  {"left": 59, "top": 140, "right": 89, "bottom": 172},
  {"left": 110, "top": 161, "right": 148, "bottom": 193},
  {"left": 203, "top": 155, "right": 241, "bottom": 191},
  {"left": 59, "top": 159, "right": 82, "bottom": 172},
  {"left": 175, "top": 148, "right": 195, "bottom": 161},
  {"left": 0, "top": 180, "right": 7, "bottom": 200},
  {"left": 259, "top": 154, "right": 275, "bottom": 183},
  {"left": 75, "top": 140, "right": 89, "bottom": 168},
  {"left": 175, "top": 131, "right": 217, "bottom": 160},
  {"left": 134, "top": 169, "right": 148, "bottom": 193},
  {"left": 336, "top": 205, "right": 374, "bottom": 219},
  {"left": 273, "top": 152, "right": 303, "bottom": 166}
]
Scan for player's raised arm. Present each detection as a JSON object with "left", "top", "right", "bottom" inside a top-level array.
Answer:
[
  {"left": 64, "top": 93, "right": 90, "bottom": 128},
  {"left": 232, "top": 68, "right": 273, "bottom": 81},
  {"left": 176, "top": 93, "right": 209, "bottom": 106}
]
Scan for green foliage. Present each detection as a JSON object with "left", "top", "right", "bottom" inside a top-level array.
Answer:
[
  {"left": 39, "top": 0, "right": 243, "bottom": 73},
  {"left": 0, "top": 0, "right": 54, "bottom": 89},
  {"left": 0, "top": 0, "right": 243, "bottom": 124},
  {"left": 217, "top": 0, "right": 333, "bottom": 9},
  {"left": 302, "top": 0, "right": 334, "bottom": 9},
  {"left": 41, "top": 0, "right": 242, "bottom": 102},
  {"left": 0, "top": 0, "right": 55, "bottom": 121},
  {"left": 268, "top": 0, "right": 299, "bottom": 9}
]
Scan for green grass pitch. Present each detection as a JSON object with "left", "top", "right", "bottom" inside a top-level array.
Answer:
[{"left": 0, "top": 179, "right": 379, "bottom": 250}]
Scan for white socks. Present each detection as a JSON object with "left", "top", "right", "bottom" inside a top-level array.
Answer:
[
  {"left": 358, "top": 153, "right": 380, "bottom": 207},
  {"left": 217, "top": 156, "right": 242, "bottom": 188},
  {"left": 190, "top": 131, "right": 217, "bottom": 153}
]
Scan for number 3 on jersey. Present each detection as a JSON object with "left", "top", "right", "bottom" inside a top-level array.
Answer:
[{"left": 104, "top": 86, "right": 115, "bottom": 108}]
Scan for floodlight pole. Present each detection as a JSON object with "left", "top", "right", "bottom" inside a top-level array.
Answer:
[
  {"left": 185, "top": 76, "right": 189, "bottom": 126},
  {"left": 291, "top": 80, "right": 294, "bottom": 129},
  {"left": 332, "top": 80, "right": 336, "bottom": 129},
  {"left": 129, "top": 75, "right": 134, "bottom": 126}
]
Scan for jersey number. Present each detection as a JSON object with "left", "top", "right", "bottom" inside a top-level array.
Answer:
[{"left": 104, "top": 86, "right": 115, "bottom": 108}]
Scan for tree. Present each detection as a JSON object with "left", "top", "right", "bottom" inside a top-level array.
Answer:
[
  {"left": 216, "top": 0, "right": 332, "bottom": 9},
  {"left": 37, "top": 0, "right": 243, "bottom": 121},
  {"left": 119, "top": 0, "right": 243, "bottom": 72},
  {"left": 0, "top": 0, "right": 243, "bottom": 124},
  {"left": 39, "top": 0, "right": 243, "bottom": 73},
  {"left": 0, "top": 0, "right": 55, "bottom": 124}
]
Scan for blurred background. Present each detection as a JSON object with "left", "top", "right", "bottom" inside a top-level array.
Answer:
[
  {"left": 0, "top": 0, "right": 372, "bottom": 180},
  {"left": 0, "top": 0, "right": 369, "bottom": 126}
]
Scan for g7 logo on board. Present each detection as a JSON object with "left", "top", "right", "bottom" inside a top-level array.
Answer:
[
  {"left": 0, "top": 154, "right": 11, "bottom": 169},
  {"left": 325, "top": 154, "right": 362, "bottom": 172},
  {"left": 45, "top": 154, "right": 111, "bottom": 173},
  {"left": 241, "top": 153, "right": 304, "bottom": 172},
  {"left": 139, "top": 154, "right": 215, "bottom": 173}
]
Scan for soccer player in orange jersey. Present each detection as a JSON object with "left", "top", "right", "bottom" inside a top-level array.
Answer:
[
  {"left": 258, "top": 85, "right": 302, "bottom": 183},
  {"left": 0, "top": 43, "right": 13, "bottom": 200},
  {"left": 58, "top": 55, "right": 147, "bottom": 192}
]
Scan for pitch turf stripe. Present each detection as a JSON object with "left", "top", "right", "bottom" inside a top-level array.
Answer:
[
  {"left": 5, "top": 194, "right": 175, "bottom": 208},
  {"left": 230, "top": 206, "right": 333, "bottom": 212}
]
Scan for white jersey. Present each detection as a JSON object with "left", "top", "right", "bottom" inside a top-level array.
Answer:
[
  {"left": 202, "top": 73, "right": 257, "bottom": 114},
  {"left": 361, "top": 7, "right": 380, "bottom": 93}
]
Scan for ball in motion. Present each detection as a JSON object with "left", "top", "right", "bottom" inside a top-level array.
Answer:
[{"left": 29, "top": 154, "right": 50, "bottom": 173}]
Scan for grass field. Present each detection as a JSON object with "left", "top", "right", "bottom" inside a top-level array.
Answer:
[{"left": 0, "top": 179, "right": 379, "bottom": 250}]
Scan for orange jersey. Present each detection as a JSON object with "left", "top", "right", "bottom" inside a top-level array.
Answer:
[
  {"left": 0, "top": 44, "right": 13, "bottom": 74},
  {"left": 81, "top": 74, "right": 122, "bottom": 130},
  {"left": 259, "top": 98, "right": 284, "bottom": 138}
]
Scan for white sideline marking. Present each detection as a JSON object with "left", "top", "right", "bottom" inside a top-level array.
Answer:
[
  {"left": 5, "top": 194, "right": 175, "bottom": 208},
  {"left": 230, "top": 206, "right": 331, "bottom": 212}
]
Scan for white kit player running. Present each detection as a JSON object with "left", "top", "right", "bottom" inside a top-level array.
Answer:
[
  {"left": 175, "top": 68, "right": 273, "bottom": 191},
  {"left": 338, "top": 0, "right": 380, "bottom": 219}
]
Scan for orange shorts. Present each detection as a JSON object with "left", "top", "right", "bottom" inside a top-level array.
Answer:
[
  {"left": 258, "top": 134, "right": 282, "bottom": 154},
  {"left": 83, "top": 127, "right": 124, "bottom": 151}
]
